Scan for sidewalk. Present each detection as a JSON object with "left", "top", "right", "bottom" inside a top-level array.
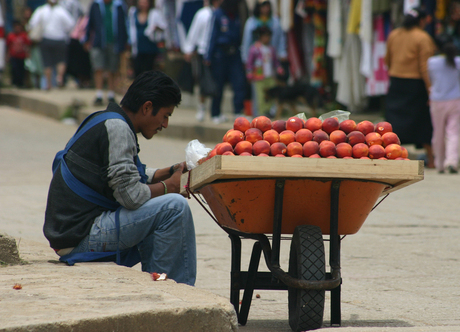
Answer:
[{"left": 2, "top": 91, "right": 460, "bottom": 331}]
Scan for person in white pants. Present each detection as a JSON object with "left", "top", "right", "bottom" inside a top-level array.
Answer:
[
  {"left": 428, "top": 33, "right": 460, "bottom": 174},
  {"left": 182, "top": 0, "right": 222, "bottom": 122}
]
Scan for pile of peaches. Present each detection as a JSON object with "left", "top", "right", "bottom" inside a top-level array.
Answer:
[{"left": 205, "top": 115, "right": 409, "bottom": 160}]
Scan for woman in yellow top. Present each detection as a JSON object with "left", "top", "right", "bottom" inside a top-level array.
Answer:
[{"left": 385, "top": 7, "right": 436, "bottom": 168}]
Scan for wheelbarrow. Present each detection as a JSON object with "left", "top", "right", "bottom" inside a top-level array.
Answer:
[{"left": 181, "top": 156, "right": 424, "bottom": 331}]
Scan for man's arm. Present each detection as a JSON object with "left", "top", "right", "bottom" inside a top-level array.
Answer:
[{"left": 148, "top": 162, "right": 187, "bottom": 197}]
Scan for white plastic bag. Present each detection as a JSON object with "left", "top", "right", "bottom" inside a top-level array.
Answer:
[
  {"left": 293, "top": 112, "right": 308, "bottom": 122},
  {"left": 319, "top": 110, "right": 351, "bottom": 123},
  {"left": 185, "top": 139, "right": 211, "bottom": 170}
]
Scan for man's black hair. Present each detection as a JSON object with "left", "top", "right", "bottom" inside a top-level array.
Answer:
[{"left": 120, "top": 71, "right": 181, "bottom": 115}]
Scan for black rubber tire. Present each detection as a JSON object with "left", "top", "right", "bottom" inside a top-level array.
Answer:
[{"left": 288, "top": 225, "right": 326, "bottom": 331}]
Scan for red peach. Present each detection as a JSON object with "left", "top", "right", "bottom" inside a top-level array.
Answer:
[
  {"left": 336, "top": 142, "right": 353, "bottom": 158},
  {"left": 322, "top": 117, "right": 340, "bottom": 134},
  {"left": 271, "top": 120, "right": 286, "bottom": 133},
  {"left": 347, "top": 131, "right": 366, "bottom": 146},
  {"left": 319, "top": 140, "right": 336, "bottom": 157},
  {"left": 313, "top": 130, "right": 329, "bottom": 144},
  {"left": 305, "top": 117, "right": 323, "bottom": 132},
  {"left": 309, "top": 154, "right": 321, "bottom": 158},
  {"left": 233, "top": 116, "right": 251, "bottom": 133},
  {"left": 329, "top": 130, "right": 347, "bottom": 145},
  {"left": 279, "top": 130, "right": 296, "bottom": 146},
  {"left": 222, "top": 151, "right": 234, "bottom": 156},
  {"left": 365, "top": 132, "right": 383, "bottom": 147},
  {"left": 258, "top": 153, "right": 269, "bottom": 157},
  {"left": 270, "top": 142, "right": 287, "bottom": 156},
  {"left": 374, "top": 121, "right": 393, "bottom": 136},
  {"left": 360, "top": 157, "right": 370, "bottom": 159},
  {"left": 245, "top": 128, "right": 263, "bottom": 144},
  {"left": 251, "top": 116, "right": 272, "bottom": 132},
  {"left": 295, "top": 128, "right": 313, "bottom": 144},
  {"left": 207, "top": 148, "right": 217, "bottom": 160},
  {"left": 286, "top": 117, "right": 304, "bottom": 133},
  {"left": 291, "top": 154, "right": 303, "bottom": 158},
  {"left": 327, "top": 155, "right": 337, "bottom": 159},
  {"left": 356, "top": 120, "right": 375, "bottom": 135},
  {"left": 275, "top": 154, "right": 286, "bottom": 157},
  {"left": 263, "top": 129, "right": 280, "bottom": 145},
  {"left": 378, "top": 157, "right": 387, "bottom": 160},
  {"left": 368, "top": 145, "right": 385, "bottom": 159},
  {"left": 395, "top": 157, "right": 405, "bottom": 160},
  {"left": 401, "top": 146, "right": 409, "bottom": 159},
  {"left": 234, "top": 140, "right": 253, "bottom": 155},
  {"left": 239, "top": 152, "right": 253, "bottom": 156},
  {"left": 287, "top": 142, "right": 303, "bottom": 157},
  {"left": 222, "top": 129, "right": 231, "bottom": 142},
  {"left": 303, "top": 141, "right": 319, "bottom": 157},
  {"left": 253, "top": 140, "right": 271, "bottom": 156},
  {"left": 339, "top": 119, "right": 357, "bottom": 134},
  {"left": 382, "top": 132, "right": 401, "bottom": 147},
  {"left": 385, "top": 144, "right": 403, "bottom": 159},
  {"left": 343, "top": 156, "right": 354, "bottom": 159},
  {"left": 352, "top": 143, "right": 369, "bottom": 158},
  {"left": 225, "top": 129, "right": 245, "bottom": 147},
  {"left": 216, "top": 142, "right": 233, "bottom": 155}
]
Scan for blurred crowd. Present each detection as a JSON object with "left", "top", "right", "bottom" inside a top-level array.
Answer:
[{"left": 0, "top": 0, "right": 459, "bottom": 172}]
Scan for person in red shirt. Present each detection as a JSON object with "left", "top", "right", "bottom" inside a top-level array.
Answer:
[{"left": 6, "top": 20, "right": 31, "bottom": 88}]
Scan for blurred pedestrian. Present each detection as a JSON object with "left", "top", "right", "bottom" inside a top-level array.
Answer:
[
  {"left": 128, "top": 0, "right": 163, "bottom": 77},
  {"left": 385, "top": 7, "right": 436, "bottom": 168},
  {"left": 246, "top": 26, "right": 283, "bottom": 116},
  {"left": 204, "top": 0, "right": 246, "bottom": 124},
  {"left": 60, "top": 0, "right": 91, "bottom": 88},
  {"left": 241, "top": 0, "right": 287, "bottom": 117},
  {"left": 0, "top": 2, "right": 5, "bottom": 86},
  {"left": 84, "top": 0, "right": 129, "bottom": 106},
  {"left": 28, "top": 0, "right": 75, "bottom": 90},
  {"left": 428, "top": 34, "right": 460, "bottom": 174},
  {"left": 182, "top": 0, "right": 222, "bottom": 122},
  {"left": 23, "top": 6, "right": 43, "bottom": 89},
  {"left": 6, "top": 20, "right": 31, "bottom": 88}
]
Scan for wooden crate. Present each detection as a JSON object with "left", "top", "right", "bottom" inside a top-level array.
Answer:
[{"left": 181, "top": 155, "right": 424, "bottom": 196}]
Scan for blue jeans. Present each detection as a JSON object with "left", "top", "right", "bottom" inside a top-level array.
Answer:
[
  {"left": 71, "top": 194, "right": 196, "bottom": 286},
  {"left": 210, "top": 51, "right": 246, "bottom": 117}
]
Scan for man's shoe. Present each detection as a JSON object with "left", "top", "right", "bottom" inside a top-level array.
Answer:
[{"left": 93, "top": 97, "right": 104, "bottom": 106}]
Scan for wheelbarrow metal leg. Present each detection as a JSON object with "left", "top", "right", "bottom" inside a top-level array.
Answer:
[
  {"left": 229, "top": 233, "right": 242, "bottom": 317},
  {"left": 330, "top": 180, "right": 342, "bottom": 326},
  {"left": 271, "top": 178, "right": 285, "bottom": 269},
  {"left": 239, "top": 241, "right": 262, "bottom": 325}
]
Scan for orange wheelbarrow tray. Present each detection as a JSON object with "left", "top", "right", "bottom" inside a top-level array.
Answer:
[{"left": 181, "top": 156, "right": 424, "bottom": 330}]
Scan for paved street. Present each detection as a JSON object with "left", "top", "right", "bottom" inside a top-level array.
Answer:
[{"left": 1, "top": 105, "right": 460, "bottom": 331}]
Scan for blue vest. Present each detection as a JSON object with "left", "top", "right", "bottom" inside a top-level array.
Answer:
[{"left": 53, "top": 111, "right": 146, "bottom": 267}]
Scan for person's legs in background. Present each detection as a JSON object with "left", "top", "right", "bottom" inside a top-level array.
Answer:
[
  {"left": 90, "top": 47, "right": 106, "bottom": 105},
  {"left": 210, "top": 54, "right": 228, "bottom": 123},
  {"left": 444, "top": 99, "right": 460, "bottom": 173},
  {"left": 105, "top": 45, "right": 120, "bottom": 104},
  {"left": 430, "top": 100, "right": 446, "bottom": 172},
  {"left": 228, "top": 53, "right": 246, "bottom": 118}
]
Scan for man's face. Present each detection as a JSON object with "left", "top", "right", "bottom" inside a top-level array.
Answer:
[{"left": 140, "top": 105, "right": 174, "bottom": 139}]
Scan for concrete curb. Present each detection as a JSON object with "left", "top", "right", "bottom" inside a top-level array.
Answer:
[{"left": 0, "top": 239, "right": 238, "bottom": 332}]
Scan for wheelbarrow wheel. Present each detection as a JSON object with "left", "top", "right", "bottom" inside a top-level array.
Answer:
[{"left": 288, "top": 225, "right": 325, "bottom": 331}]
